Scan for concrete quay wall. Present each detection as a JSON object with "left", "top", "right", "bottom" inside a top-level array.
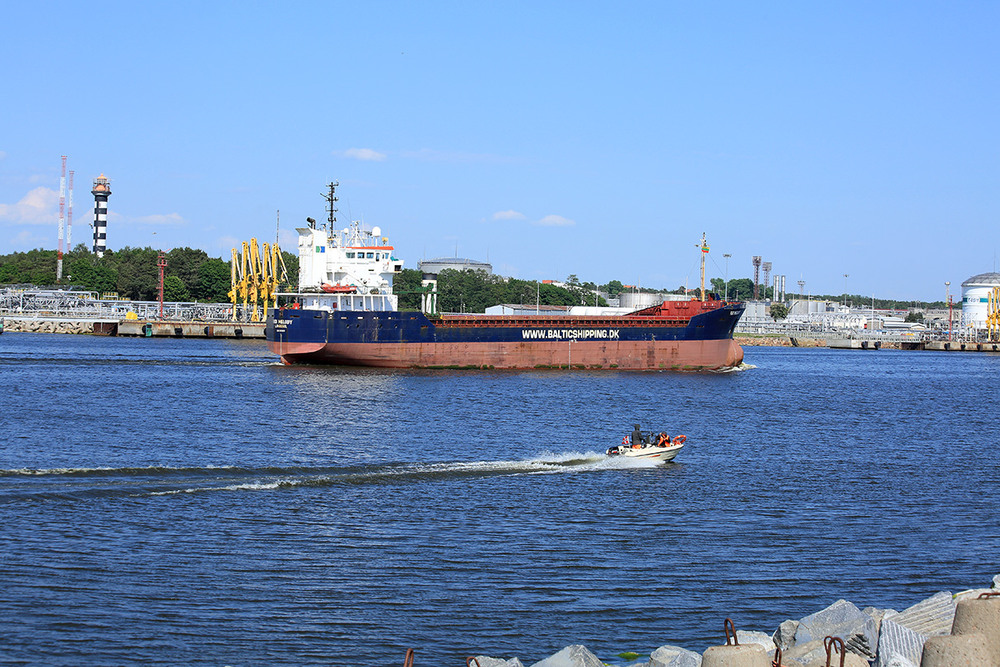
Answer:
[{"left": 117, "top": 320, "right": 265, "bottom": 338}]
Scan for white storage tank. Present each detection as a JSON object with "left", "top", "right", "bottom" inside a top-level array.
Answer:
[
  {"left": 961, "top": 272, "right": 1000, "bottom": 329},
  {"left": 618, "top": 291, "right": 664, "bottom": 309}
]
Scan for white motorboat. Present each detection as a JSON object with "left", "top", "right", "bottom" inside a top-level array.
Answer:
[{"left": 606, "top": 427, "right": 686, "bottom": 463}]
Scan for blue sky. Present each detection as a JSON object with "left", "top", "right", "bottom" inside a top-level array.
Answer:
[{"left": 1, "top": 2, "right": 997, "bottom": 300}]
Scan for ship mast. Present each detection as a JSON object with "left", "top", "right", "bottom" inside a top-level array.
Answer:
[
  {"left": 698, "top": 232, "right": 709, "bottom": 301},
  {"left": 322, "top": 181, "right": 339, "bottom": 230}
]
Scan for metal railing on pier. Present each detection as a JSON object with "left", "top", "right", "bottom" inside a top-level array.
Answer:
[{"left": 0, "top": 287, "right": 257, "bottom": 322}]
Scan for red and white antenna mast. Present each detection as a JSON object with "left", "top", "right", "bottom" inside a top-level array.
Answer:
[
  {"left": 57, "top": 156, "right": 67, "bottom": 282},
  {"left": 67, "top": 170, "right": 75, "bottom": 254}
]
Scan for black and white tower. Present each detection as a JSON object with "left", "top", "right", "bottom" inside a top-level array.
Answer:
[{"left": 91, "top": 174, "right": 111, "bottom": 257}]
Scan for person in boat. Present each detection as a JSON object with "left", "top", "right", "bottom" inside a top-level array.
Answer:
[{"left": 631, "top": 424, "right": 643, "bottom": 447}]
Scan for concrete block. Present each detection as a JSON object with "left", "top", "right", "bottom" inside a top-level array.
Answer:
[
  {"left": 472, "top": 658, "right": 525, "bottom": 667},
  {"left": 951, "top": 595, "right": 1000, "bottom": 665},
  {"left": 803, "top": 652, "right": 869, "bottom": 667},
  {"left": 992, "top": 574, "right": 1000, "bottom": 590},
  {"left": 701, "top": 643, "right": 769, "bottom": 667},
  {"left": 953, "top": 587, "right": 991, "bottom": 601},
  {"left": 793, "top": 599, "right": 878, "bottom": 654},
  {"left": 919, "top": 634, "right": 991, "bottom": 667},
  {"left": 735, "top": 631, "right": 774, "bottom": 652},
  {"left": 773, "top": 619, "right": 800, "bottom": 650},
  {"left": 649, "top": 644, "right": 702, "bottom": 667},
  {"left": 530, "top": 645, "right": 604, "bottom": 667}
]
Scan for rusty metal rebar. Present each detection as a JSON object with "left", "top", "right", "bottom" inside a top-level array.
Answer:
[
  {"left": 724, "top": 617, "right": 740, "bottom": 646},
  {"left": 823, "top": 636, "right": 846, "bottom": 667},
  {"left": 402, "top": 648, "right": 414, "bottom": 667}
]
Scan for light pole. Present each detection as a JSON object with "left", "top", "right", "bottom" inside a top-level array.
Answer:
[
  {"left": 843, "top": 274, "right": 849, "bottom": 308},
  {"left": 723, "top": 253, "right": 731, "bottom": 301},
  {"left": 945, "top": 281, "right": 951, "bottom": 341}
]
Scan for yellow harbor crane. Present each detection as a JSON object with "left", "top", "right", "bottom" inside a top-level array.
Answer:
[
  {"left": 988, "top": 286, "right": 1000, "bottom": 341},
  {"left": 228, "top": 238, "right": 289, "bottom": 321}
]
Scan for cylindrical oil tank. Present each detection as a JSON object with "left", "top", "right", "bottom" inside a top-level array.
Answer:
[{"left": 961, "top": 272, "right": 1000, "bottom": 329}]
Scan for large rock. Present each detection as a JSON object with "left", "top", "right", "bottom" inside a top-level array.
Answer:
[
  {"left": 773, "top": 619, "right": 799, "bottom": 650},
  {"left": 530, "top": 645, "right": 604, "bottom": 667},
  {"left": 792, "top": 599, "right": 879, "bottom": 655},
  {"left": 472, "top": 657, "right": 525, "bottom": 667},
  {"left": 873, "top": 591, "right": 955, "bottom": 667},
  {"left": 649, "top": 644, "right": 702, "bottom": 667},
  {"left": 993, "top": 574, "right": 1000, "bottom": 590}
]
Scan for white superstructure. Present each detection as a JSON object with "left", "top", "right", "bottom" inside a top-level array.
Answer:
[{"left": 295, "top": 219, "right": 403, "bottom": 312}]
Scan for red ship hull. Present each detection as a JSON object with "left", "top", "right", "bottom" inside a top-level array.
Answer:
[{"left": 270, "top": 338, "right": 744, "bottom": 370}]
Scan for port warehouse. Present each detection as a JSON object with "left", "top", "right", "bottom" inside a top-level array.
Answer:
[{"left": 3, "top": 272, "right": 1000, "bottom": 345}]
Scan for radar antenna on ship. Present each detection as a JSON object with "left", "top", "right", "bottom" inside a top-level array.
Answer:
[{"left": 322, "top": 181, "right": 339, "bottom": 230}]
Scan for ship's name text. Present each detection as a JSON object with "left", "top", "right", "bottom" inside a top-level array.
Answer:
[{"left": 521, "top": 328, "right": 620, "bottom": 340}]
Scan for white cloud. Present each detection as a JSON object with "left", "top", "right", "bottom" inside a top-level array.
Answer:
[
  {"left": 0, "top": 186, "right": 58, "bottom": 225},
  {"left": 534, "top": 214, "right": 575, "bottom": 227},
  {"left": 130, "top": 213, "right": 185, "bottom": 226},
  {"left": 341, "top": 148, "right": 387, "bottom": 162},
  {"left": 492, "top": 210, "right": 525, "bottom": 221}
]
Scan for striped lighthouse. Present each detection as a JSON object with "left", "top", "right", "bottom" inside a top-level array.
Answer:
[{"left": 91, "top": 174, "right": 111, "bottom": 257}]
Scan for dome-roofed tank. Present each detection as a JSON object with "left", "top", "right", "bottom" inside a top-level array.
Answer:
[{"left": 960, "top": 272, "right": 1000, "bottom": 329}]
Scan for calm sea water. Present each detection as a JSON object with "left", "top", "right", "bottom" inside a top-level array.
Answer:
[{"left": 2, "top": 333, "right": 998, "bottom": 666}]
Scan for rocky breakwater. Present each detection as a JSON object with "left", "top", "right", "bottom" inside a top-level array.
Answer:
[
  {"left": 735, "top": 336, "right": 825, "bottom": 348},
  {"left": 3, "top": 318, "right": 102, "bottom": 335},
  {"left": 464, "top": 575, "right": 1000, "bottom": 667}
]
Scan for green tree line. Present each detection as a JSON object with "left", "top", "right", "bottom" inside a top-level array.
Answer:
[
  {"left": 393, "top": 268, "right": 608, "bottom": 312},
  {"left": 0, "top": 244, "right": 298, "bottom": 302},
  {"left": 0, "top": 247, "right": 948, "bottom": 311}
]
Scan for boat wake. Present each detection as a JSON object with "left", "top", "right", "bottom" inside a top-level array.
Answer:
[
  {"left": 712, "top": 361, "right": 756, "bottom": 373},
  {"left": 0, "top": 452, "right": 667, "bottom": 502}
]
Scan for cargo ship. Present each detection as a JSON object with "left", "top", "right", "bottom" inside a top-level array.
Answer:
[{"left": 265, "top": 184, "right": 745, "bottom": 370}]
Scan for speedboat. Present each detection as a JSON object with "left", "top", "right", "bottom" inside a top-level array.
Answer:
[{"left": 607, "top": 429, "right": 686, "bottom": 462}]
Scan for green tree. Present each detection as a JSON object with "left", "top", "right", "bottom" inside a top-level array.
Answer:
[
  {"left": 163, "top": 275, "right": 189, "bottom": 301},
  {"left": 114, "top": 247, "right": 160, "bottom": 300},
  {"left": 279, "top": 250, "right": 298, "bottom": 291},
  {"left": 167, "top": 247, "right": 209, "bottom": 294},
  {"left": 602, "top": 279, "right": 624, "bottom": 297},
  {"left": 904, "top": 311, "right": 924, "bottom": 323},
  {"left": 195, "top": 258, "right": 232, "bottom": 302},
  {"left": 770, "top": 303, "right": 789, "bottom": 321},
  {"left": 393, "top": 268, "right": 424, "bottom": 310},
  {"left": 726, "top": 278, "right": 756, "bottom": 301}
]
